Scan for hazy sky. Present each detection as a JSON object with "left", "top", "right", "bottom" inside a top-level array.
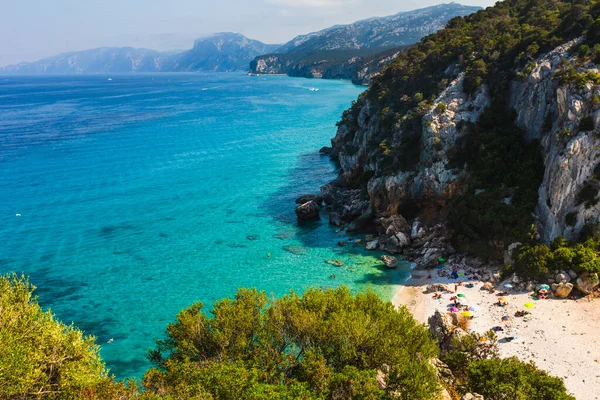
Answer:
[{"left": 0, "top": 0, "right": 497, "bottom": 66}]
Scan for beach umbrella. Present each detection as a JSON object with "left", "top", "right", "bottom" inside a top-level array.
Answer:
[
  {"left": 469, "top": 306, "right": 480, "bottom": 312},
  {"left": 450, "top": 307, "right": 459, "bottom": 312},
  {"left": 457, "top": 293, "right": 466, "bottom": 298},
  {"left": 539, "top": 284, "right": 550, "bottom": 290},
  {"left": 524, "top": 302, "right": 534, "bottom": 308},
  {"left": 498, "top": 297, "right": 507, "bottom": 302},
  {"left": 461, "top": 311, "right": 472, "bottom": 317},
  {"left": 539, "top": 289, "right": 548, "bottom": 294},
  {"left": 504, "top": 284, "right": 513, "bottom": 289},
  {"left": 438, "top": 257, "right": 446, "bottom": 262}
]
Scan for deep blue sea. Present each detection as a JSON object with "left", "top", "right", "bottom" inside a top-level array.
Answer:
[{"left": 0, "top": 73, "right": 410, "bottom": 379}]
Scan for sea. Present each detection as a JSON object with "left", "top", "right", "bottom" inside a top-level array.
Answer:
[{"left": 0, "top": 73, "right": 411, "bottom": 379}]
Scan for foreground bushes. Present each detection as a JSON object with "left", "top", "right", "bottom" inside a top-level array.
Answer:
[
  {"left": 0, "top": 274, "right": 575, "bottom": 399},
  {"left": 0, "top": 274, "right": 132, "bottom": 399},
  {"left": 144, "top": 287, "right": 440, "bottom": 399}
]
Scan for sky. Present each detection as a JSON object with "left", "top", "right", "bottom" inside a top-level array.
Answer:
[{"left": 0, "top": 0, "right": 497, "bottom": 66}]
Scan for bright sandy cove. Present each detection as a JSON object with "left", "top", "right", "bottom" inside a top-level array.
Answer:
[{"left": 393, "top": 269, "right": 600, "bottom": 400}]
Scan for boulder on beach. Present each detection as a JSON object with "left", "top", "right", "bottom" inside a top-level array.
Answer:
[
  {"left": 553, "top": 282, "right": 574, "bottom": 298},
  {"left": 381, "top": 255, "right": 398, "bottom": 269},
  {"left": 295, "top": 194, "right": 323, "bottom": 205},
  {"left": 425, "top": 283, "right": 449, "bottom": 293},
  {"left": 481, "top": 282, "right": 494, "bottom": 292},
  {"left": 295, "top": 200, "right": 320, "bottom": 221},
  {"left": 576, "top": 272, "right": 599, "bottom": 295}
]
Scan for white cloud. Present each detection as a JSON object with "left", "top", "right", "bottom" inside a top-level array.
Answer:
[{"left": 266, "top": 0, "right": 356, "bottom": 9}]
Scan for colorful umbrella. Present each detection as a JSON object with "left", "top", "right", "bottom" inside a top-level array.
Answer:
[
  {"left": 450, "top": 307, "right": 459, "bottom": 312},
  {"left": 461, "top": 311, "right": 472, "bottom": 317},
  {"left": 504, "top": 284, "right": 513, "bottom": 289},
  {"left": 457, "top": 293, "right": 466, "bottom": 298},
  {"left": 539, "top": 284, "right": 550, "bottom": 290},
  {"left": 539, "top": 289, "right": 548, "bottom": 293},
  {"left": 498, "top": 297, "right": 507, "bottom": 302},
  {"left": 438, "top": 257, "right": 446, "bottom": 262},
  {"left": 524, "top": 302, "right": 534, "bottom": 308},
  {"left": 469, "top": 306, "right": 480, "bottom": 312}
]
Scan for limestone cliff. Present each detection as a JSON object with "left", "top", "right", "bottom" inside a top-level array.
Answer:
[
  {"left": 509, "top": 38, "right": 600, "bottom": 241},
  {"left": 323, "top": 37, "right": 600, "bottom": 255}
]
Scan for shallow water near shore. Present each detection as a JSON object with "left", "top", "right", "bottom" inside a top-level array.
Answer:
[{"left": 0, "top": 73, "right": 411, "bottom": 378}]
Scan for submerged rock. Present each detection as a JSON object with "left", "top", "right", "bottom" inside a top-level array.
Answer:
[
  {"left": 282, "top": 245, "right": 308, "bottom": 255},
  {"left": 325, "top": 259, "right": 345, "bottom": 267},
  {"left": 295, "top": 200, "right": 321, "bottom": 221}
]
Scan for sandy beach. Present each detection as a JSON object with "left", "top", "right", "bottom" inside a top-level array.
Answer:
[{"left": 394, "top": 267, "right": 600, "bottom": 400}]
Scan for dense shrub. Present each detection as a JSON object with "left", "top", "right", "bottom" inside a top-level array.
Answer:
[
  {"left": 0, "top": 274, "right": 130, "bottom": 399},
  {"left": 144, "top": 287, "right": 440, "bottom": 399},
  {"left": 465, "top": 357, "right": 574, "bottom": 400}
]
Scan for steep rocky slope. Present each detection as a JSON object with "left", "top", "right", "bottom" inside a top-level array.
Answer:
[
  {"left": 315, "top": 0, "right": 600, "bottom": 262},
  {"left": 249, "top": 3, "right": 481, "bottom": 84}
]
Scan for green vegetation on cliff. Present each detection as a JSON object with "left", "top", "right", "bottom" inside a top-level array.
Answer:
[{"left": 0, "top": 274, "right": 574, "bottom": 399}]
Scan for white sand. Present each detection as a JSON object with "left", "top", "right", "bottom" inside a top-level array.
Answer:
[{"left": 394, "top": 269, "right": 600, "bottom": 400}]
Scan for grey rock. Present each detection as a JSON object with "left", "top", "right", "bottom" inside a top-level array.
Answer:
[
  {"left": 329, "top": 212, "right": 342, "bottom": 226},
  {"left": 425, "top": 283, "right": 449, "bottom": 293},
  {"left": 504, "top": 242, "right": 522, "bottom": 265},
  {"left": 366, "top": 240, "right": 378, "bottom": 250},
  {"left": 555, "top": 272, "right": 570, "bottom": 283}
]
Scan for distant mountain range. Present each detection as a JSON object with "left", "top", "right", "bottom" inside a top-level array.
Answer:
[
  {"left": 249, "top": 3, "right": 482, "bottom": 84},
  {"left": 0, "top": 33, "right": 280, "bottom": 74},
  {"left": 0, "top": 3, "right": 481, "bottom": 81}
]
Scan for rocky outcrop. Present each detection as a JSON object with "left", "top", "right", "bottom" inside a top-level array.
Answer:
[
  {"left": 428, "top": 310, "right": 467, "bottom": 352},
  {"left": 295, "top": 201, "right": 321, "bottom": 221},
  {"left": 509, "top": 38, "right": 600, "bottom": 241}
]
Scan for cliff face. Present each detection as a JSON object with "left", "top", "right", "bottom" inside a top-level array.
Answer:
[
  {"left": 325, "top": 38, "right": 600, "bottom": 251},
  {"left": 509, "top": 38, "right": 600, "bottom": 241}
]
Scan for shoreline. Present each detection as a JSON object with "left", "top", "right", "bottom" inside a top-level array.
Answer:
[{"left": 393, "top": 267, "right": 600, "bottom": 400}]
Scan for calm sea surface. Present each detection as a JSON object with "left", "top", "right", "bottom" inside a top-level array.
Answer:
[{"left": 0, "top": 73, "right": 411, "bottom": 378}]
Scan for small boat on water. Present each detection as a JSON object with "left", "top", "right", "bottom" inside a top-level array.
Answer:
[{"left": 308, "top": 87, "right": 319, "bottom": 92}]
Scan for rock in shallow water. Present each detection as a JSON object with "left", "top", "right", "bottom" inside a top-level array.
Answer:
[
  {"left": 295, "top": 200, "right": 321, "bottom": 221},
  {"left": 380, "top": 255, "right": 398, "bottom": 268}
]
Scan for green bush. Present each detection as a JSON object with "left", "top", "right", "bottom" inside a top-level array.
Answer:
[
  {"left": 465, "top": 357, "right": 574, "bottom": 400},
  {"left": 514, "top": 245, "right": 553, "bottom": 279}
]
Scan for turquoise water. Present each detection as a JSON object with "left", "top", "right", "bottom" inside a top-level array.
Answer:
[{"left": 0, "top": 73, "right": 410, "bottom": 379}]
